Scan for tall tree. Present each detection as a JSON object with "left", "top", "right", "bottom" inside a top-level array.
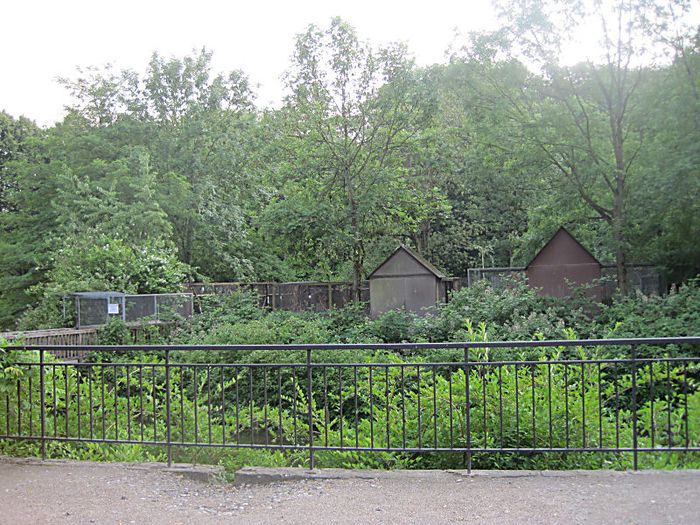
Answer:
[
  {"left": 276, "top": 17, "right": 438, "bottom": 298},
  {"left": 0, "top": 111, "right": 39, "bottom": 212},
  {"left": 479, "top": 0, "right": 694, "bottom": 292},
  {"left": 58, "top": 50, "right": 261, "bottom": 279}
]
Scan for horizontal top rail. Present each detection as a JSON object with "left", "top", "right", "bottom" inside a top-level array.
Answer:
[{"left": 5, "top": 336, "right": 700, "bottom": 353}]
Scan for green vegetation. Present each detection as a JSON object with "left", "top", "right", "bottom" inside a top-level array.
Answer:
[
  {"left": 175, "top": 279, "right": 700, "bottom": 346},
  {"left": 1, "top": 1, "right": 699, "bottom": 330},
  {"left": 1, "top": 283, "right": 698, "bottom": 473},
  {"left": 0, "top": 0, "right": 698, "bottom": 474}
]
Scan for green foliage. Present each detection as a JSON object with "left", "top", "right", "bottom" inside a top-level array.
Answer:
[
  {"left": 201, "top": 312, "right": 333, "bottom": 346},
  {"left": 594, "top": 279, "right": 700, "bottom": 339},
  {"left": 17, "top": 238, "right": 189, "bottom": 330},
  {"left": 3, "top": 346, "right": 696, "bottom": 472},
  {"left": 2, "top": 13, "right": 700, "bottom": 330},
  {"left": 97, "top": 318, "right": 132, "bottom": 345},
  {"left": 0, "top": 341, "right": 26, "bottom": 397},
  {"left": 174, "top": 291, "right": 264, "bottom": 342},
  {"left": 268, "top": 17, "right": 444, "bottom": 291}
]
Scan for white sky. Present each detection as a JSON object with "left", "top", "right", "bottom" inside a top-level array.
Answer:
[
  {"left": 3, "top": 1, "right": 695, "bottom": 127},
  {"left": 2, "top": 0, "right": 502, "bottom": 126}
]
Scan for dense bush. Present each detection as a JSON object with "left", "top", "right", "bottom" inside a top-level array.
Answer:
[{"left": 593, "top": 279, "right": 700, "bottom": 339}]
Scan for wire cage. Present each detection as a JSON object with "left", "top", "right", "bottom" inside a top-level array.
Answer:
[{"left": 67, "top": 292, "right": 193, "bottom": 328}]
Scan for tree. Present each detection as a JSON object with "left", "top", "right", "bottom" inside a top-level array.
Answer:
[
  {"left": 411, "top": 61, "right": 546, "bottom": 274},
  {"left": 275, "top": 17, "right": 439, "bottom": 298},
  {"left": 478, "top": 0, "right": 695, "bottom": 292},
  {"left": 58, "top": 49, "right": 262, "bottom": 280},
  {"left": 631, "top": 36, "right": 700, "bottom": 281},
  {"left": 0, "top": 111, "right": 39, "bottom": 212}
]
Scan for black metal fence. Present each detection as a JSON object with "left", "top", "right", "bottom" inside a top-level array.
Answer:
[{"left": 1, "top": 337, "right": 698, "bottom": 471}]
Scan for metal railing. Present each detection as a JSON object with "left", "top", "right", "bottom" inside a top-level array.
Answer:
[{"left": 1, "top": 337, "right": 698, "bottom": 471}]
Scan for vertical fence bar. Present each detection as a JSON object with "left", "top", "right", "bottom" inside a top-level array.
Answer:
[
  {"left": 649, "top": 361, "right": 655, "bottom": 449},
  {"left": 631, "top": 345, "right": 638, "bottom": 471},
  {"left": 52, "top": 365, "right": 57, "bottom": 437},
  {"left": 563, "top": 363, "right": 568, "bottom": 449},
  {"left": 29, "top": 372, "right": 33, "bottom": 437},
  {"left": 448, "top": 371, "right": 454, "bottom": 449},
  {"left": 581, "top": 362, "right": 586, "bottom": 449},
  {"left": 165, "top": 349, "right": 172, "bottom": 467},
  {"left": 221, "top": 366, "right": 227, "bottom": 446},
  {"left": 306, "top": 348, "right": 314, "bottom": 469},
  {"left": 369, "top": 366, "right": 374, "bottom": 449},
  {"left": 484, "top": 365, "right": 489, "bottom": 450},
  {"left": 278, "top": 368, "right": 283, "bottom": 447},
  {"left": 386, "top": 367, "right": 391, "bottom": 450},
  {"left": 126, "top": 365, "right": 131, "bottom": 441},
  {"left": 432, "top": 366, "right": 438, "bottom": 450},
  {"left": 666, "top": 361, "right": 672, "bottom": 448},
  {"left": 16, "top": 379, "right": 21, "bottom": 436},
  {"left": 500, "top": 365, "right": 505, "bottom": 449},
  {"left": 401, "top": 366, "right": 406, "bottom": 449},
  {"left": 65, "top": 366, "right": 70, "bottom": 438},
  {"left": 152, "top": 365, "right": 157, "bottom": 442},
  {"left": 194, "top": 368, "right": 199, "bottom": 444},
  {"left": 208, "top": 366, "right": 213, "bottom": 444},
  {"left": 39, "top": 349, "right": 46, "bottom": 460},
  {"left": 683, "top": 361, "right": 689, "bottom": 450},
  {"left": 354, "top": 366, "right": 358, "bottom": 449},
  {"left": 515, "top": 363, "right": 520, "bottom": 449},
  {"left": 464, "top": 347, "right": 471, "bottom": 473},
  {"left": 264, "top": 368, "right": 269, "bottom": 447},
  {"left": 417, "top": 365, "right": 422, "bottom": 449},
  {"left": 339, "top": 367, "right": 344, "bottom": 448}
]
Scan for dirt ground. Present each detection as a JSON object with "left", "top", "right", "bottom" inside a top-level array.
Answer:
[{"left": 0, "top": 456, "right": 698, "bottom": 524}]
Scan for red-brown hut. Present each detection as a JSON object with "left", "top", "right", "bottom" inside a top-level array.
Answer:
[{"left": 526, "top": 227, "right": 602, "bottom": 300}]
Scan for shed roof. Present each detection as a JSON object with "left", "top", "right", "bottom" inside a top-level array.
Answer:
[
  {"left": 525, "top": 227, "right": 600, "bottom": 269},
  {"left": 368, "top": 245, "right": 446, "bottom": 279}
]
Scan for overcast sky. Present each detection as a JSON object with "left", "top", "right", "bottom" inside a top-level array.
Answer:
[
  {"left": 3, "top": 1, "right": 695, "bottom": 127},
  {"left": 2, "top": 1, "right": 504, "bottom": 126}
]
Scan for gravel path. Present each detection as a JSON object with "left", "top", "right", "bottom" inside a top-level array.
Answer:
[{"left": 0, "top": 457, "right": 698, "bottom": 524}]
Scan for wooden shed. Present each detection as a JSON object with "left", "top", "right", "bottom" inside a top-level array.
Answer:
[
  {"left": 526, "top": 227, "right": 602, "bottom": 299},
  {"left": 368, "top": 245, "right": 447, "bottom": 318}
]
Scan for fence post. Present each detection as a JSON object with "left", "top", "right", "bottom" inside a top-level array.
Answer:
[
  {"left": 464, "top": 347, "right": 471, "bottom": 474},
  {"left": 631, "top": 344, "right": 638, "bottom": 471},
  {"left": 165, "top": 349, "right": 172, "bottom": 467},
  {"left": 39, "top": 349, "right": 46, "bottom": 461},
  {"left": 307, "top": 348, "right": 314, "bottom": 470}
]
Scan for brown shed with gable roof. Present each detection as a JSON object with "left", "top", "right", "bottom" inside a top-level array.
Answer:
[
  {"left": 368, "top": 245, "right": 447, "bottom": 318},
  {"left": 526, "top": 227, "right": 603, "bottom": 300}
]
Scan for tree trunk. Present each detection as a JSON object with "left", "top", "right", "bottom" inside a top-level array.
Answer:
[
  {"left": 351, "top": 240, "right": 364, "bottom": 302},
  {"left": 612, "top": 192, "right": 629, "bottom": 296},
  {"left": 345, "top": 167, "right": 363, "bottom": 302}
]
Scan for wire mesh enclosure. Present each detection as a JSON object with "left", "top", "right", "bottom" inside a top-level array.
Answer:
[
  {"left": 467, "top": 265, "right": 665, "bottom": 299},
  {"left": 67, "top": 292, "right": 193, "bottom": 328},
  {"left": 466, "top": 268, "right": 525, "bottom": 288}
]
